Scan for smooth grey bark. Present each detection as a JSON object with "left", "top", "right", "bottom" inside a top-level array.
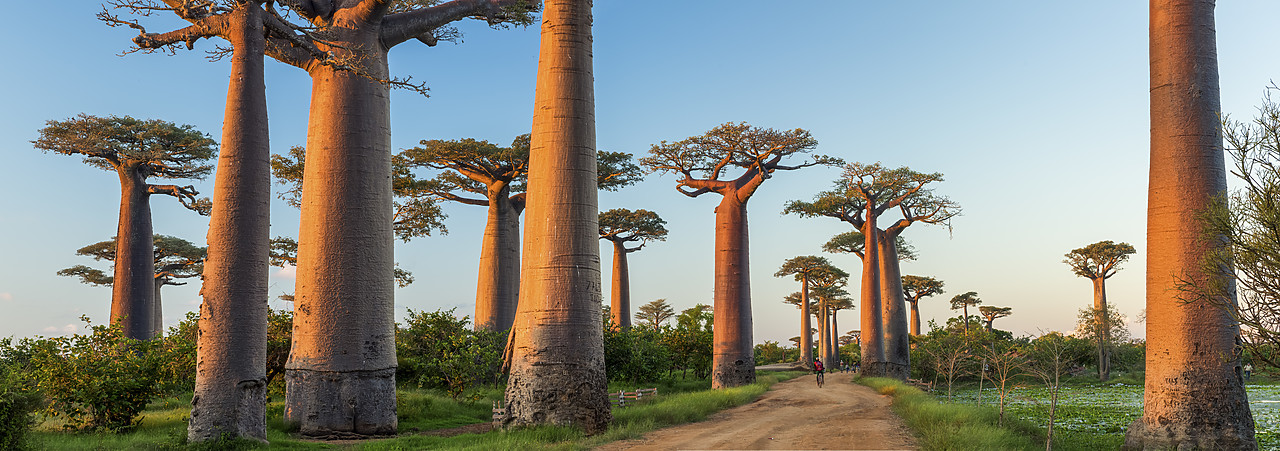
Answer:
[
  {"left": 112, "top": 169, "right": 156, "bottom": 340},
  {"left": 189, "top": 3, "right": 270, "bottom": 442},
  {"left": 609, "top": 240, "right": 632, "bottom": 329}
]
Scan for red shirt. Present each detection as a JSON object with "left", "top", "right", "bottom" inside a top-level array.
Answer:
[{"left": 814, "top": 361, "right": 824, "bottom": 371}]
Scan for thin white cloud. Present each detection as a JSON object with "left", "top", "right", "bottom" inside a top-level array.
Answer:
[
  {"left": 0, "top": 293, "right": 12, "bottom": 302},
  {"left": 274, "top": 265, "right": 297, "bottom": 279},
  {"left": 41, "top": 324, "right": 78, "bottom": 334}
]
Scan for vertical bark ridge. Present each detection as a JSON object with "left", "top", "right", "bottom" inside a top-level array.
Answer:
[
  {"left": 1125, "top": 0, "right": 1256, "bottom": 448},
  {"left": 799, "top": 277, "right": 812, "bottom": 366},
  {"left": 189, "top": 3, "right": 270, "bottom": 442},
  {"left": 503, "top": 0, "right": 611, "bottom": 433},
  {"left": 879, "top": 231, "right": 910, "bottom": 380},
  {"left": 475, "top": 191, "right": 520, "bottom": 331},
  {"left": 859, "top": 218, "right": 885, "bottom": 376}
]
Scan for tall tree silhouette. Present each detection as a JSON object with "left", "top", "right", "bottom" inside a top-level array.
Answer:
[
  {"left": 1064, "top": 240, "right": 1135, "bottom": 381},
  {"left": 599, "top": 209, "right": 668, "bottom": 329}
]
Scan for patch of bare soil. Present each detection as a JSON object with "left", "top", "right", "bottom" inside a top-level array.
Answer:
[{"left": 594, "top": 373, "right": 919, "bottom": 451}]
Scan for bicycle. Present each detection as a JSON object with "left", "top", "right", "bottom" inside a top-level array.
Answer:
[{"left": 815, "top": 370, "right": 825, "bottom": 388}]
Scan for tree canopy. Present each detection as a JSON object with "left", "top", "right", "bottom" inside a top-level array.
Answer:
[
  {"left": 950, "top": 291, "right": 981, "bottom": 310},
  {"left": 58, "top": 235, "right": 206, "bottom": 287},
  {"left": 635, "top": 299, "right": 676, "bottom": 329},
  {"left": 902, "top": 275, "right": 945, "bottom": 303},
  {"left": 1063, "top": 240, "right": 1136, "bottom": 280},
  {"left": 979, "top": 306, "right": 1013, "bottom": 329},
  {"left": 784, "top": 162, "right": 959, "bottom": 232},
  {"left": 598, "top": 209, "right": 668, "bottom": 251},
  {"left": 822, "top": 231, "right": 917, "bottom": 261}
]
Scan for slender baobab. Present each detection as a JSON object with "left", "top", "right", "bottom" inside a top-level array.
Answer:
[
  {"left": 643, "top": 122, "right": 832, "bottom": 388},
  {"left": 504, "top": 0, "right": 611, "bottom": 432},
  {"left": 599, "top": 209, "right": 668, "bottom": 329},
  {"left": 1125, "top": 1, "right": 1256, "bottom": 448},
  {"left": 808, "top": 265, "right": 850, "bottom": 370},
  {"left": 775, "top": 256, "right": 836, "bottom": 367},
  {"left": 902, "top": 275, "right": 944, "bottom": 336},
  {"left": 59, "top": 235, "right": 206, "bottom": 337},
  {"left": 1064, "top": 240, "right": 1135, "bottom": 381},
  {"left": 950, "top": 291, "right": 981, "bottom": 332},
  {"left": 34, "top": 115, "right": 214, "bottom": 341}
]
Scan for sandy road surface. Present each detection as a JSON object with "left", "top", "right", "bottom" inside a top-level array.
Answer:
[{"left": 595, "top": 373, "right": 918, "bottom": 451}]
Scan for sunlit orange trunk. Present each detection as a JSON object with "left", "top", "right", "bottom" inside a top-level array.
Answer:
[
  {"left": 830, "top": 306, "right": 840, "bottom": 367},
  {"left": 609, "top": 240, "right": 631, "bottom": 329},
  {"left": 859, "top": 216, "right": 885, "bottom": 376},
  {"left": 1124, "top": 0, "right": 1256, "bottom": 448},
  {"left": 189, "top": 3, "right": 269, "bottom": 442},
  {"left": 285, "top": 11, "right": 397, "bottom": 436},
  {"left": 112, "top": 167, "right": 155, "bottom": 340},
  {"left": 711, "top": 197, "right": 755, "bottom": 388},
  {"left": 474, "top": 187, "right": 520, "bottom": 331},
  {"left": 880, "top": 230, "right": 910, "bottom": 380},
  {"left": 503, "top": 0, "right": 611, "bottom": 432},
  {"left": 908, "top": 300, "right": 921, "bottom": 336}
]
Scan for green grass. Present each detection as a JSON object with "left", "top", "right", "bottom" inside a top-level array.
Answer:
[
  {"left": 27, "top": 371, "right": 802, "bottom": 450},
  {"left": 861, "top": 377, "right": 1046, "bottom": 451}
]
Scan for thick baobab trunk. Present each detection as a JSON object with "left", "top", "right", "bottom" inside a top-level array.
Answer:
[
  {"left": 909, "top": 301, "right": 921, "bottom": 336},
  {"left": 503, "top": 0, "right": 611, "bottom": 433},
  {"left": 1092, "top": 277, "right": 1112, "bottom": 381},
  {"left": 799, "top": 277, "right": 812, "bottom": 367},
  {"left": 830, "top": 307, "right": 840, "bottom": 368},
  {"left": 880, "top": 231, "right": 910, "bottom": 380},
  {"left": 112, "top": 168, "right": 155, "bottom": 340},
  {"left": 859, "top": 219, "right": 886, "bottom": 376},
  {"left": 285, "top": 27, "right": 397, "bottom": 436},
  {"left": 152, "top": 278, "right": 165, "bottom": 337},
  {"left": 1124, "top": 1, "right": 1256, "bottom": 448},
  {"left": 814, "top": 306, "right": 826, "bottom": 365},
  {"left": 190, "top": 4, "right": 270, "bottom": 442},
  {"left": 711, "top": 197, "right": 756, "bottom": 388},
  {"left": 609, "top": 240, "right": 631, "bottom": 329},
  {"left": 475, "top": 189, "right": 521, "bottom": 331}
]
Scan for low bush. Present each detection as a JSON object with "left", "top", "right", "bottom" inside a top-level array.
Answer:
[{"left": 0, "top": 362, "right": 41, "bottom": 450}]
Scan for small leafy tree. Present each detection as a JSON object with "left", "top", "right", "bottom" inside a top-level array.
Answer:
[
  {"left": 979, "top": 306, "right": 1013, "bottom": 331},
  {"left": 980, "top": 338, "right": 1026, "bottom": 426},
  {"left": 949, "top": 291, "right": 982, "bottom": 333},
  {"left": 602, "top": 317, "right": 671, "bottom": 383},
  {"left": 1024, "top": 332, "right": 1086, "bottom": 450},
  {"left": 665, "top": 304, "right": 714, "bottom": 379},
  {"left": 636, "top": 299, "right": 676, "bottom": 329},
  {"left": 919, "top": 328, "right": 969, "bottom": 401}
]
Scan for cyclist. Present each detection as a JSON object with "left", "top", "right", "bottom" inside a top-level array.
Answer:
[{"left": 813, "top": 359, "right": 825, "bottom": 387}]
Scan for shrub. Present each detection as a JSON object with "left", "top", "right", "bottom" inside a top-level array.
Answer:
[
  {"left": 0, "top": 362, "right": 40, "bottom": 450},
  {"left": 396, "top": 308, "right": 505, "bottom": 399},
  {"left": 11, "top": 316, "right": 167, "bottom": 431},
  {"left": 604, "top": 324, "right": 671, "bottom": 383}
]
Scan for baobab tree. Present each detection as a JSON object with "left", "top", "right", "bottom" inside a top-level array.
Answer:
[
  {"left": 902, "top": 275, "right": 944, "bottom": 336},
  {"left": 786, "top": 162, "right": 958, "bottom": 378},
  {"left": 808, "top": 266, "right": 850, "bottom": 370},
  {"left": 1064, "top": 240, "right": 1135, "bottom": 381},
  {"left": 599, "top": 209, "right": 668, "bottom": 329},
  {"left": 978, "top": 306, "right": 1012, "bottom": 332},
  {"left": 34, "top": 114, "right": 215, "bottom": 341},
  {"left": 642, "top": 122, "right": 832, "bottom": 388},
  {"left": 949, "top": 291, "right": 981, "bottom": 332},
  {"left": 277, "top": 138, "right": 641, "bottom": 331},
  {"left": 775, "top": 255, "right": 836, "bottom": 367},
  {"left": 1126, "top": 2, "right": 1256, "bottom": 447},
  {"left": 59, "top": 235, "right": 206, "bottom": 337},
  {"left": 504, "top": 0, "right": 611, "bottom": 432},
  {"left": 636, "top": 299, "right": 675, "bottom": 329}
]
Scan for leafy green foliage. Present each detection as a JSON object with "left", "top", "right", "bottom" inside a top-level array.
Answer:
[
  {"left": 640, "top": 122, "right": 833, "bottom": 186},
  {"left": 822, "top": 231, "right": 917, "bottom": 260},
  {"left": 0, "top": 362, "right": 40, "bottom": 450},
  {"left": 57, "top": 235, "right": 206, "bottom": 288},
  {"left": 2, "top": 317, "right": 169, "bottom": 432},
  {"left": 603, "top": 319, "right": 671, "bottom": 383},
  {"left": 753, "top": 340, "right": 796, "bottom": 365},
  {"left": 396, "top": 309, "right": 505, "bottom": 400},
  {"left": 901, "top": 275, "right": 944, "bottom": 304},
  {"left": 598, "top": 208, "right": 668, "bottom": 249},
  {"left": 665, "top": 305, "right": 715, "bottom": 379},
  {"left": 979, "top": 306, "right": 1013, "bottom": 330}
]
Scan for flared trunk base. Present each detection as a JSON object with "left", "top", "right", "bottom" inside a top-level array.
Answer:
[
  {"left": 860, "top": 361, "right": 906, "bottom": 379},
  {"left": 503, "top": 363, "right": 611, "bottom": 433},
  {"left": 283, "top": 368, "right": 396, "bottom": 437},
  {"left": 711, "top": 357, "right": 756, "bottom": 389},
  {"left": 189, "top": 378, "right": 267, "bottom": 443},
  {"left": 1123, "top": 417, "right": 1257, "bottom": 451}
]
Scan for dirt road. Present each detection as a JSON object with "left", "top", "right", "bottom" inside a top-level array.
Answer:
[{"left": 596, "top": 373, "right": 919, "bottom": 451}]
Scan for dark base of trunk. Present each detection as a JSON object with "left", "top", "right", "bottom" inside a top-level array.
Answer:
[
  {"left": 1123, "top": 418, "right": 1258, "bottom": 450},
  {"left": 503, "top": 362, "right": 611, "bottom": 434},
  {"left": 860, "top": 361, "right": 901, "bottom": 379},
  {"left": 188, "top": 378, "right": 267, "bottom": 443},
  {"left": 283, "top": 368, "right": 396, "bottom": 437},
  {"left": 712, "top": 357, "right": 756, "bottom": 389}
]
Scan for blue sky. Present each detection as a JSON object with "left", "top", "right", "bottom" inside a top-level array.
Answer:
[{"left": 3, "top": 1, "right": 1280, "bottom": 344}]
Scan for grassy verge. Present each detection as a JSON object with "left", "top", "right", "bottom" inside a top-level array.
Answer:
[{"left": 28, "top": 372, "right": 801, "bottom": 450}]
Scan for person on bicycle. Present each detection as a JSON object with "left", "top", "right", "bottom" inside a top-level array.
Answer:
[{"left": 813, "top": 359, "right": 825, "bottom": 386}]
